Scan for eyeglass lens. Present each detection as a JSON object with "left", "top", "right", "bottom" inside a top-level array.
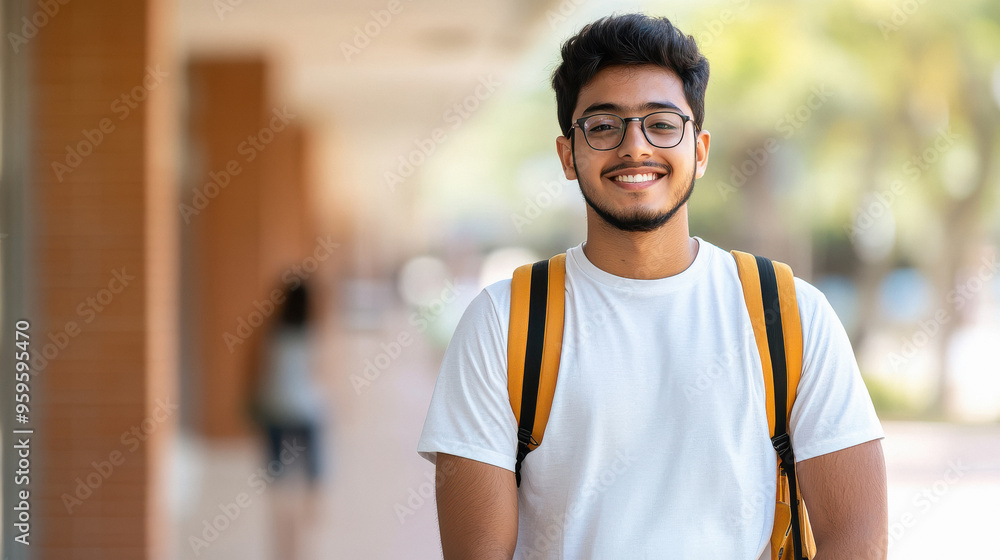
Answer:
[{"left": 582, "top": 112, "right": 685, "bottom": 149}]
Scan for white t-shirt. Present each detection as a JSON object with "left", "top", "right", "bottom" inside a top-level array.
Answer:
[
  {"left": 257, "top": 327, "right": 325, "bottom": 425},
  {"left": 417, "top": 237, "right": 885, "bottom": 560}
]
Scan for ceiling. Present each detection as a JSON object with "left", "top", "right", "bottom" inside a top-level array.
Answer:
[{"left": 176, "top": 0, "right": 563, "bottom": 130}]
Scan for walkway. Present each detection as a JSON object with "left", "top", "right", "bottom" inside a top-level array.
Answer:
[{"left": 170, "top": 312, "right": 1000, "bottom": 559}]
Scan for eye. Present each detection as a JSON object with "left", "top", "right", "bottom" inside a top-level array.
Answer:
[
  {"left": 645, "top": 114, "right": 681, "bottom": 130},
  {"left": 584, "top": 115, "right": 622, "bottom": 134}
]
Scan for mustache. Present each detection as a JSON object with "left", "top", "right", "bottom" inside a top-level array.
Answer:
[{"left": 601, "top": 162, "right": 671, "bottom": 175}]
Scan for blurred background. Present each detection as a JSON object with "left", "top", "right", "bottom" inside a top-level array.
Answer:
[{"left": 1, "top": 0, "right": 998, "bottom": 558}]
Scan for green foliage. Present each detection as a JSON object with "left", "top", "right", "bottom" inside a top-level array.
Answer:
[
  {"left": 419, "top": 0, "right": 1000, "bottom": 263},
  {"left": 862, "top": 373, "right": 933, "bottom": 421}
]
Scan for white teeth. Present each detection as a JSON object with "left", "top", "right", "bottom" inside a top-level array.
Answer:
[{"left": 613, "top": 173, "right": 659, "bottom": 183}]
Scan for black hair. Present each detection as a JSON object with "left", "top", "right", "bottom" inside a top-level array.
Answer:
[
  {"left": 280, "top": 284, "right": 309, "bottom": 328},
  {"left": 551, "top": 13, "right": 710, "bottom": 136}
]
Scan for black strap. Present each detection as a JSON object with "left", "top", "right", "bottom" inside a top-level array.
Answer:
[
  {"left": 515, "top": 259, "right": 549, "bottom": 487},
  {"left": 756, "top": 256, "right": 788, "bottom": 437},
  {"left": 755, "top": 256, "right": 804, "bottom": 560}
]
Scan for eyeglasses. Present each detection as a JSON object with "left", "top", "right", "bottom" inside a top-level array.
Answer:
[{"left": 568, "top": 111, "right": 694, "bottom": 151}]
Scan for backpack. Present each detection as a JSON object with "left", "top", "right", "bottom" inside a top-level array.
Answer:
[{"left": 506, "top": 250, "right": 817, "bottom": 560}]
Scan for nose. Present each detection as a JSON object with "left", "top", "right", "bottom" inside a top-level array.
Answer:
[{"left": 616, "top": 119, "right": 653, "bottom": 160}]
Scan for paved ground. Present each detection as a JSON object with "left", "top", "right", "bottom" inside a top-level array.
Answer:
[{"left": 168, "top": 317, "right": 1000, "bottom": 559}]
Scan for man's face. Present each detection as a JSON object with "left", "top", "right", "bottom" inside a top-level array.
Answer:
[{"left": 556, "top": 64, "right": 711, "bottom": 232}]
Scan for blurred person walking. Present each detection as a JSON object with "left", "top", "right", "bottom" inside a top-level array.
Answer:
[{"left": 247, "top": 282, "right": 327, "bottom": 560}]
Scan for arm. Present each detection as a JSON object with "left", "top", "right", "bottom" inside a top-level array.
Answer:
[
  {"left": 796, "top": 439, "right": 888, "bottom": 560},
  {"left": 436, "top": 453, "right": 518, "bottom": 560}
]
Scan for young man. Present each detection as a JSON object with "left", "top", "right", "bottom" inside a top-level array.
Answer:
[{"left": 417, "top": 13, "right": 887, "bottom": 560}]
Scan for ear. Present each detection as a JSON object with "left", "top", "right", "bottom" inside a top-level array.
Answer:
[
  {"left": 694, "top": 129, "right": 711, "bottom": 179},
  {"left": 556, "top": 134, "right": 577, "bottom": 181}
]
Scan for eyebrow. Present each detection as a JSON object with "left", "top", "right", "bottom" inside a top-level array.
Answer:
[{"left": 580, "top": 101, "right": 684, "bottom": 117}]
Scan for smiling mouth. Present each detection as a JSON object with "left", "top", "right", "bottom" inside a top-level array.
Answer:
[{"left": 606, "top": 170, "right": 667, "bottom": 189}]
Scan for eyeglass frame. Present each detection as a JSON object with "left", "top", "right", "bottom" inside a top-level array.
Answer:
[{"left": 566, "top": 110, "right": 698, "bottom": 151}]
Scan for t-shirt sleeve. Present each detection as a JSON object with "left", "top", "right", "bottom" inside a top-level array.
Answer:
[
  {"left": 788, "top": 278, "right": 886, "bottom": 462},
  {"left": 416, "top": 283, "right": 518, "bottom": 472}
]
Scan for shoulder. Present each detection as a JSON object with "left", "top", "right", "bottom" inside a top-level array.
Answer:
[
  {"left": 792, "top": 275, "right": 830, "bottom": 309},
  {"left": 480, "top": 278, "right": 511, "bottom": 324},
  {"left": 710, "top": 241, "right": 834, "bottom": 322},
  {"left": 789, "top": 275, "right": 859, "bottom": 381},
  {"left": 481, "top": 277, "right": 511, "bottom": 312},
  {"left": 450, "top": 279, "right": 511, "bottom": 345},
  {"left": 791, "top": 276, "right": 841, "bottom": 335},
  {"left": 712, "top": 244, "right": 840, "bottom": 334}
]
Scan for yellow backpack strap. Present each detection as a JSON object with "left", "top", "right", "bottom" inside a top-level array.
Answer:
[
  {"left": 508, "top": 253, "right": 566, "bottom": 487},
  {"left": 731, "top": 250, "right": 814, "bottom": 559}
]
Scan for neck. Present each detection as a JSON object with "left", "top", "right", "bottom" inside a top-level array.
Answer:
[{"left": 582, "top": 205, "right": 698, "bottom": 280}]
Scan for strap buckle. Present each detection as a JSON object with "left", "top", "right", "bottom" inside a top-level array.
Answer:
[
  {"left": 771, "top": 432, "right": 795, "bottom": 469},
  {"left": 517, "top": 427, "right": 539, "bottom": 447}
]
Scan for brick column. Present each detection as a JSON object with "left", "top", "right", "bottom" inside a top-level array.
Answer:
[
  {"left": 185, "top": 58, "right": 323, "bottom": 439},
  {"left": 260, "top": 124, "right": 314, "bottom": 282},
  {"left": 26, "top": 0, "right": 177, "bottom": 557},
  {"left": 185, "top": 59, "right": 268, "bottom": 439}
]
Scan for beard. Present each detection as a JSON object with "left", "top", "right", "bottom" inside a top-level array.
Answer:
[{"left": 573, "top": 147, "right": 697, "bottom": 233}]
